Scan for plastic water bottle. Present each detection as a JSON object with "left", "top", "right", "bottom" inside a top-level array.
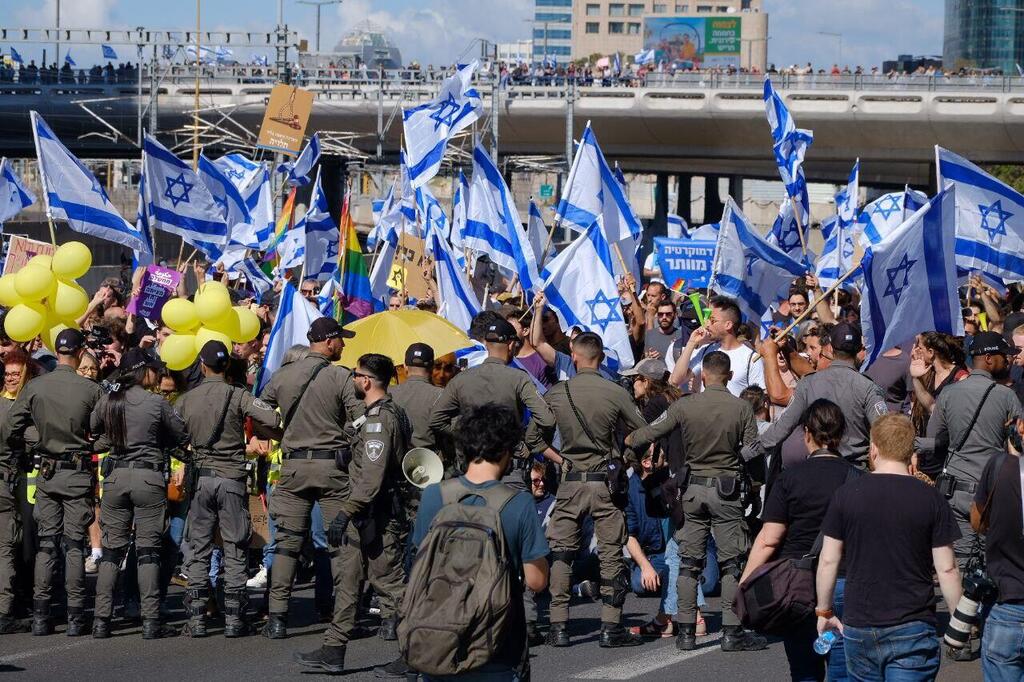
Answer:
[{"left": 813, "top": 630, "right": 839, "bottom": 655}]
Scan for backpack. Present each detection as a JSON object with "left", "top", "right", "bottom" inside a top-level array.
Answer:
[{"left": 398, "top": 478, "right": 519, "bottom": 676}]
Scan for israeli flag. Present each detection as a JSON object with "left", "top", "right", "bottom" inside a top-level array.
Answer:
[
  {"left": 836, "top": 159, "right": 860, "bottom": 228},
  {"left": 398, "top": 151, "right": 419, "bottom": 235},
  {"left": 368, "top": 225, "right": 399, "bottom": 301},
  {"left": 431, "top": 226, "right": 481, "bottom": 332},
  {"left": 210, "top": 153, "right": 273, "bottom": 249},
  {"left": 416, "top": 183, "right": 450, "bottom": 255},
  {"left": 612, "top": 52, "right": 622, "bottom": 75},
  {"left": 935, "top": 146, "right": 1024, "bottom": 281},
  {"left": 528, "top": 200, "right": 556, "bottom": 264},
  {"left": 198, "top": 153, "right": 251, "bottom": 236},
  {"left": 403, "top": 61, "right": 482, "bottom": 189},
  {"left": 277, "top": 132, "right": 321, "bottom": 188},
  {"left": 764, "top": 78, "right": 813, "bottom": 222},
  {"left": 10, "top": 47, "right": 22, "bottom": 65},
  {"left": 766, "top": 197, "right": 807, "bottom": 262},
  {"left": 815, "top": 215, "right": 858, "bottom": 291},
  {"left": 297, "top": 169, "right": 339, "bottom": 281},
  {"left": 372, "top": 198, "right": 385, "bottom": 226},
  {"left": 257, "top": 282, "right": 320, "bottom": 395},
  {"left": 465, "top": 144, "right": 540, "bottom": 292},
  {"left": 368, "top": 182, "right": 400, "bottom": 252},
  {"left": 860, "top": 187, "right": 962, "bottom": 367},
  {"left": 904, "top": 186, "right": 929, "bottom": 217},
  {"left": 31, "top": 111, "right": 150, "bottom": 253},
  {"left": 317, "top": 274, "right": 340, "bottom": 316},
  {"left": 212, "top": 152, "right": 263, "bottom": 190},
  {"left": 102, "top": 44, "right": 118, "bottom": 60},
  {"left": 667, "top": 213, "right": 689, "bottom": 239},
  {"left": 133, "top": 167, "right": 155, "bottom": 267},
  {"left": 451, "top": 170, "right": 470, "bottom": 251},
  {"left": 858, "top": 192, "right": 907, "bottom": 247},
  {"left": 0, "top": 157, "right": 36, "bottom": 226},
  {"left": 254, "top": 54, "right": 270, "bottom": 67},
  {"left": 64, "top": 52, "right": 75, "bottom": 67},
  {"left": 237, "top": 257, "right": 273, "bottom": 301},
  {"left": 542, "top": 220, "right": 634, "bottom": 369},
  {"left": 634, "top": 49, "right": 655, "bottom": 65},
  {"left": 689, "top": 222, "right": 720, "bottom": 241},
  {"left": 556, "top": 124, "right": 643, "bottom": 244},
  {"left": 143, "top": 134, "right": 228, "bottom": 260},
  {"left": 710, "top": 197, "right": 807, "bottom": 336}
]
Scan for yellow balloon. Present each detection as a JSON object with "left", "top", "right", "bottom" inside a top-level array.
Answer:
[
  {"left": 51, "top": 280, "right": 89, "bottom": 320},
  {"left": 41, "top": 314, "right": 71, "bottom": 352},
  {"left": 161, "top": 334, "right": 199, "bottom": 371},
  {"left": 194, "top": 327, "right": 232, "bottom": 354},
  {"left": 203, "top": 307, "right": 240, "bottom": 338},
  {"left": 161, "top": 298, "right": 200, "bottom": 333},
  {"left": 0, "top": 273, "right": 23, "bottom": 307},
  {"left": 234, "top": 306, "right": 261, "bottom": 343},
  {"left": 28, "top": 254, "right": 53, "bottom": 270},
  {"left": 14, "top": 265, "right": 56, "bottom": 301},
  {"left": 51, "top": 241, "right": 92, "bottom": 280},
  {"left": 195, "top": 286, "right": 232, "bottom": 326},
  {"left": 4, "top": 302, "right": 46, "bottom": 342}
]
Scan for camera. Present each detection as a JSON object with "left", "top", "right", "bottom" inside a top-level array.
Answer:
[
  {"left": 87, "top": 325, "right": 113, "bottom": 350},
  {"left": 944, "top": 567, "right": 998, "bottom": 648}
]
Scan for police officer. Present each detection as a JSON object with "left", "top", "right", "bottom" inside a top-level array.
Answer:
[
  {"left": 295, "top": 353, "right": 411, "bottom": 674},
  {"left": 89, "top": 348, "right": 189, "bottom": 639},
  {"left": 174, "top": 341, "right": 281, "bottom": 638},
  {"left": 745, "top": 323, "right": 889, "bottom": 467},
  {"left": 258, "top": 317, "right": 361, "bottom": 641},
  {"left": 428, "top": 318, "right": 554, "bottom": 474},
  {"left": 626, "top": 350, "right": 767, "bottom": 652},
  {"left": 391, "top": 343, "right": 442, "bottom": 451},
  {"left": 5, "top": 329, "right": 101, "bottom": 637},
  {"left": 541, "top": 332, "right": 648, "bottom": 648},
  {"left": 0, "top": 373, "right": 28, "bottom": 634}
]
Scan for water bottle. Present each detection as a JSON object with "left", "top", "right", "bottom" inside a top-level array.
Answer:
[{"left": 813, "top": 630, "right": 839, "bottom": 655}]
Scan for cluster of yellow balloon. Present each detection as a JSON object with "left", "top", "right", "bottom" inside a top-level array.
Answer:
[
  {"left": 0, "top": 242, "right": 92, "bottom": 347},
  {"left": 160, "top": 280, "right": 261, "bottom": 370}
]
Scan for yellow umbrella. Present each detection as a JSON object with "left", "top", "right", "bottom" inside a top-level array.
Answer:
[{"left": 338, "top": 309, "right": 474, "bottom": 368}]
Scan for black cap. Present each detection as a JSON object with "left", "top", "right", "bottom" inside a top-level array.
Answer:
[
  {"left": 482, "top": 318, "right": 517, "bottom": 343},
  {"left": 119, "top": 348, "right": 163, "bottom": 373},
  {"left": 829, "top": 322, "right": 862, "bottom": 354},
  {"left": 970, "top": 330, "right": 1016, "bottom": 357},
  {"left": 307, "top": 317, "right": 355, "bottom": 342},
  {"left": 55, "top": 328, "right": 86, "bottom": 354},
  {"left": 199, "top": 340, "right": 230, "bottom": 371},
  {"left": 405, "top": 343, "right": 435, "bottom": 368}
]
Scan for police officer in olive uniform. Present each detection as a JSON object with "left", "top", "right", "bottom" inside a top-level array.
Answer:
[
  {"left": 540, "top": 332, "right": 649, "bottom": 648},
  {"left": 0, "top": 381, "right": 28, "bottom": 634},
  {"left": 174, "top": 341, "right": 281, "bottom": 638},
  {"left": 391, "top": 343, "right": 442, "bottom": 451},
  {"left": 258, "top": 317, "right": 362, "bottom": 642},
  {"left": 295, "top": 353, "right": 411, "bottom": 674},
  {"left": 626, "top": 350, "right": 767, "bottom": 653},
  {"left": 5, "top": 329, "right": 101, "bottom": 637},
  {"left": 90, "top": 348, "right": 189, "bottom": 639}
]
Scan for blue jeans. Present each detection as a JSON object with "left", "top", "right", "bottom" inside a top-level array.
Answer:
[
  {"left": 982, "top": 602, "right": 1024, "bottom": 682},
  {"left": 779, "top": 579, "right": 847, "bottom": 682},
  {"left": 843, "top": 621, "right": 939, "bottom": 681},
  {"left": 663, "top": 525, "right": 717, "bottom": 612},
  {"left": 829, "top": 579, "right": 848, "bottom": 681}
]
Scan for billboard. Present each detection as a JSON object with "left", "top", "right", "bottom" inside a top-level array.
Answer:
[{"left": 642, "top": 16, "right": 742, "bottom": 69}]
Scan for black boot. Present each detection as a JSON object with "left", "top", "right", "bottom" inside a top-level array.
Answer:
[
  {"left": 378, "top": 615, "right": 398, "bottom": 641},
  {"left": 262, "top": 612, "right": 287, "bottom": 639},
  {"left": 92, "top": 617, "right": 111, "bottom": 639},
  {"left": 31, "top": 600, "right": 52, "bottom": 636},
  {"left": 947, "top": 642, "right": 977, "bottom": 662},
  {"left": 599, "top": 622, "right": 643, "bottom": 648},
  {"left": 0, "top": 615, "right": 30, "bottom": 634},
  {"left": 223, "top": 591, "right": 250, "bottom": 638},
  {"left": 721, "top": 625, "right": 767, "bottom": 652},
  {"left": 373, "top": 656, "right": 412, "bottom": 679},
  {"left": 65, "top": 607, "right": 88, "bottom": 637},
  {"left": 526, "top": 621, "right": 545, "bottom": 647},
  {"left": 294, "top": 645, "right": 346, "bottom": 674},
  {"left": 675, "top": 623, "right": 696, "bottom": 651},
  {"left": 546, "top": 622, "right": 569, "bottom": 647},
  {"left": 142, "top": 619, "right": 178, "bottom": 640},
  {"left": 182, "top": 589, "right": 208, "bottom": 638}
]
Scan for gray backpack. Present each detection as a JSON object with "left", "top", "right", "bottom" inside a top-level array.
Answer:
[{"left": 398, "top": 478, "right": 518, "bottom": 676}]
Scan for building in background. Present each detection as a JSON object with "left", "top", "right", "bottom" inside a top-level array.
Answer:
[
  {"left": 571, "top": 0, "right": 767, "bottom": 71},
  {"left": 498, "top": 40, "right": 534, "bottom": 63},
  {"left": 880, "top": 54, "right": 943, "bottom": 74},
  {"left": 326, "top": 22, "right": 403, "bottom": 69},
  {"left": 532, "top": 0, "right": 574, "bottom": 62},
  {"left": 944, "top": 0, "right": 1024, "bottom": 73}
]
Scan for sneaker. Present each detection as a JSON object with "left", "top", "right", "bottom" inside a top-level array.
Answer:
[
  {"left": 245, "top": 566, "right": 268, "bottom": 590},
  {"left": 84, "top": 555, "right": 100, "bottom": 575}
]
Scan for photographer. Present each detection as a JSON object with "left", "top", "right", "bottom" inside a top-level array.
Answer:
[{"left": 970, "top": 419, "right": 1024, "bottom": 680}]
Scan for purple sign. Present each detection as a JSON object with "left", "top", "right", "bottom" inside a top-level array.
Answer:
[{"left": 127, "top": 265, "right": 181, "bottom": 321}]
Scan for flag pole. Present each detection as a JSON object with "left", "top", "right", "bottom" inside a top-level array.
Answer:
[
  {"left": 791, "top": 195, "right": 808, "bottom": 256},
  {"left": 192, "top": 0, "right": 201, "bottom": 172}
]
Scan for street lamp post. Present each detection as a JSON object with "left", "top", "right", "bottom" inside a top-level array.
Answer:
[
  {"left": 818, "top": 31, "right": 842, "bottom": 65},
  {"left": 297, "top": 0, "right": 343, "bottom": 53}
]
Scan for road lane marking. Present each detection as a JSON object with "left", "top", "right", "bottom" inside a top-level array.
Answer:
[
  {"left": 572, "top": 632, "right": 724, "bottom": 680},
  {"left": 0, "top": 638, "right": 93, "bottom": 663}
]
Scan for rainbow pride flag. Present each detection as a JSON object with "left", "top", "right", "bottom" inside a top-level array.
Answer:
[{"left": 338, "top": 196, "right": 372, "bottom": 322}]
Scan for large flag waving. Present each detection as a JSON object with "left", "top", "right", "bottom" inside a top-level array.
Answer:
[
  {"left": 403, "top": 61, "right": 482, "bottom": 188},
  {"left": 711, "top": 197, "right": 807, "bottom": 336},
  {"left": 766, "top": 197, "right": 807, "bottom": 262},
  {"left": 815, "top": 215, "right": 858, "bottom": 291},
  {"left": 31, "top": 111, "right": 150, "bottom": 253},
  {"left": 257, "top": 282, "right": 320, "bottom": 394},
  {"left": 860, "top": 187, "right": 962, "bottom": 367},
  {"left": 431, "top": 227, "right": 481, "bottom": 332},
  {"left": 764, "top": 78, "right": 813, "bottom": 223},
  {"left": 297, "top": 169, "right": 339, "bottom": 282},
  {"left": 528, "top": 200, "right": 556, "bottom": 264},
  {"left": 277, "top": 132, "right": 321, "bottom": 187},
  {"left": 0, "top": 157, "right": 36, "bottom": 226},
  {"left": 339, "top": 202, "right": 373, "bottom": 321}
]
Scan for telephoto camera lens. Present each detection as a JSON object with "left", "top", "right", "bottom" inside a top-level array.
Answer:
[{"left": 944, "top": 595, "right": 981, "bottom": 649}]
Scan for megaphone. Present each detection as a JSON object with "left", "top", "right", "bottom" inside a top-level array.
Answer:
[{"left": 402, "top": 448, "right": 444, "bottom": 489}]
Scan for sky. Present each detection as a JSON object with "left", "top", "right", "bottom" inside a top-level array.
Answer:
[{"left": 9, "top": 0, "right": 944, "bottom": 70}]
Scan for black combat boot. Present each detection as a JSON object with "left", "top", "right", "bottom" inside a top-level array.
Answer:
[
  {"left": 223, "top": 591, "right": 250, "bottom": 638},
  {"left": 675, "top": 622, "right": 697, "bottom": 651},
  {"left": 720, "top": 625, "right": 767, "bottom": 651},
  {"left": 0, "top": 615, "right": 30, "bottom": 634},
  {"left": 182, "top": 588, "right": 208, "bottom": 638},
  {"left": 294, "top": 645, "right": 346, "bottom": 674},
  {"left": 373, "top": 656, "right": 413, "bottom": 679},
  {"left": 142, "top": 619, "right": 178, "bottom": 639},
  {"left": 31, "top": 600, "right": 52, "bottom": 636},
  {"left": 546, "top": 622, "right": 570, "bottom": 647},
  {"left": 92, "top": 617, "right": 111, "bottom": 639},
  {"left": 262, "top": 612, "right": 287, "bottom": 639},
  {"left": 526, "top": 621, "right": 545, "bottom": 647},
  {"left": 599, "top": 622, "right": 643, "bottom": 648},
  {"left": 378, "top": 615, "right": 398, "bottom": 641},
  {"left": 65, "top": 607, "right": 88, "bottom": 637}
]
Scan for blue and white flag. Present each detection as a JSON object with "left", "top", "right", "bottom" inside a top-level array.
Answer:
[
  {"left": 257, "top": 282, "right": 320, "bottom": 395},
  {"left": 764, "top": 77, "right": 813, "bottom": 222},
  {"left": 133, "top": 167, "right": 155, "bottom": 267},
  {"left": 276, "top": 132, "right": 321, "bottom": 187},
  {"left": 836, "top": 159, "right": 860, "bottom": 228},
  {"left": 64, "top": 52, "right": 75, "bottom": 67},
  {"left": 860, "top": 187, "right": 962, "bottom": 367},
  {"left": 398, "top": 152, "right": 418, "bottom": 236},
  {"left": 689, "top": 222, "right": 720, "bottom": 241},
  {"left": 465, "top": 144, "right": 540, "bottom": 291},
  {"left": 666, "top": 213, "right": 689, "bottom": 239},
  {"left": 235, "top": 162, "right": 276, "bottom": 249},
  {"left": 416, "top": 183, "right": 450, "bottom": 254},
  {"left": 528, "top": 200, "right": 556, "bottom": 264},
  {"left": 450, "top": 170, "right": 470, "bottom": 253},
  {"left": 102, "top": 44, "right": 118, "bottom": 60},
  {"left": 710, "top": 198, "right": 807, "bottom": 336},
  {"left": 254, "top": 54, "right": 270, "bottom": 67},
  {"left": 634, "top": 49, "right": 655, "bottom": 65},
  {"left": 297, "top": 169, "right": 339, "bottom": 281},
  {"left": 31, "top": 111, "right": 150, "bottom": 253},
  {"left": 431, "top": 227, "right": 481, "bottom": 332},
  {"left": 0, "top": 157, "right": 36, "bottom": 226},
  {"left": 937, "top": 146, "right": 1024, "bottom": 281},
  {"left": 403, "top": 61, "right": 482, "bottom": 189},
  {"left": 815, "top": 215, "right": 858, "bottom": 291},
  {"left": 556, "top": 124, "right": 643, "bottom": 245},
  {"left": 612, "top": 52, "right": 622, "bottom": 75},
  {"left": 277, "top": 222, "right": 306, "bottom": 272},
  {"left": 317, "top": 274, "right": 340, "bottom": 316},
  {"left": 766, "top": 196, "right": 808, "bottom": 262},
  {"left": 198, "top": 152, "right": 251, "bottom": 237},
  {"left": 368, "top": 226, "right": 399, "bottom": 301},
  {"left": 9, "top": 47, "right": 22, "bottom": 64},
  {"left": 142, "top": 134, "right": 228, "bottom": 260},
  {"left": 542, "top": 220, "right": 634, "bottom": 370},
  {"left": 237, "top": 257, "right": 273, "bottom": 301},
  {"left": 368, "top": 182, "right": 400, "bottom": 252},
  {"left": 858, "top": 191, "right": 906, "bottom": 248},
  {"left": 904, "top": 186, "right": 929, "bottom": 217}
]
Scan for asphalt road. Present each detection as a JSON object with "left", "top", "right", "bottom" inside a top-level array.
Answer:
[{"left": 0, "top": 582, "right": 985, "bottom": 681}]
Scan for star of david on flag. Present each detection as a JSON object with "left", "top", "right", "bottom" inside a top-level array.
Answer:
[
  {"left": 979, "top": 199, "right": 1011, "bottom": 241},
  {"left": 585, "top": 290, "right": 623, "bottom": 332},
  {"left": 883, "top": 254, "right": 917, "bottom": 304},
  {"left": 164, "top": 173, "right": 194, "bottom": 207}
]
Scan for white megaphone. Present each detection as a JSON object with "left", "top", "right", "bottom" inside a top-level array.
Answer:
[{"left": 402, "top": 448, "right": 444, "bottom": 489}]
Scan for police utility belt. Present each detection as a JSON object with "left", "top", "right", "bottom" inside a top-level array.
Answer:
[
  {"left": 284, "top": 446, "right": 352, "bottom": 473},
  {"left": 37, "top": 450, "right": 94, "bottom": 480},
  {"left": 688, "top": 471, "right": 748, "bottom": 500},
  {"left": 937, "top": 381, "right": 995, "bottom": 500}
]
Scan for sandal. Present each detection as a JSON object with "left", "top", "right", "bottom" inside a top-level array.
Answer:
[
  {"left": 695, "top": 612, "right": 707, "bottom": 637},
  {"left": 629, "top": 619, "right": 675, "bottom": 638}
]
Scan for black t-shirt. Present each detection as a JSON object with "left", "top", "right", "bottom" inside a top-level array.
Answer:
[
  {"left": 822, "top": 473, "right": 961, "bottom": 628},
  {"left": 763, "top": 454, "right": 855, "bottom": 561},
  {"left": 975, "top": 452, "right": 1024, "bottom": 604},
  {"left": 863, "top": 348, "right": 911, "bottom": 414},
  {"left": 641, "top": 393, "right": 685, "bottom": 473}
]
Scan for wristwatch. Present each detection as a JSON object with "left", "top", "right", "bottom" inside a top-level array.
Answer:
[{"left": 815, "top": 608, "right": 834, "bottom": 619}]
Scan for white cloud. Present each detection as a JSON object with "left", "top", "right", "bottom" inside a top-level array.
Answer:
[{"left": 14, "top": 0, "right": 119, "bottom": 29}]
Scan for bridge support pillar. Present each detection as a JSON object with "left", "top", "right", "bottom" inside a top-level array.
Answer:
[
  {"left": 676, "top": 174, "right": 692, "bottom": 227},
  {"left": 704, "top": 176, "right": 725, "bottom": 225},
  {"left": 729, "top": 175, "right": 744, "bottom": 205},
  {"left": 653, "top": 173, "right": 669, "bottom": 235}
]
